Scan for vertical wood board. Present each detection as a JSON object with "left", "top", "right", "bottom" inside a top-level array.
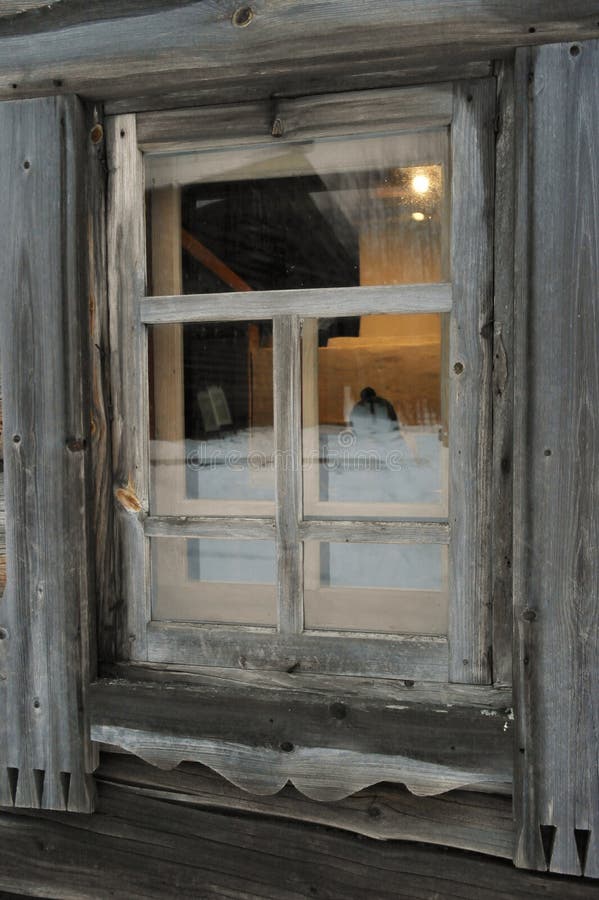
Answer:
[
  {"left": 448, "top": 79, "right": 495, "bottom": 683},
  {"left": 513, "top": 40, "right": 599, "bottom": 878},
  {"left": 0, "top": 96, "right": 96, "bottom": 811}
]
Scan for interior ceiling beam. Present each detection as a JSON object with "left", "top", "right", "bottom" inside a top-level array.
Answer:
[{"left": 0, "top": 1, "right": 598, "bottom": 107}]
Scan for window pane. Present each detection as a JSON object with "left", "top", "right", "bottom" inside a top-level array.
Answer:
[
  {"left": 149, "top": 321, "right": 275, "bottom": 515},
  {"left": 303, "top": 314, "right": 448, "bottom": 518},
  {"left": 304, "top": 542, "right": 448, "bottom": 635},
  {"left": 145, "top": 131, "right": 448, "bottom": 294},
  {"left": 151, "top": 537, "right": 276, "bottom": 625}
]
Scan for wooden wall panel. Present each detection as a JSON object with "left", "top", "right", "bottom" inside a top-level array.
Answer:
[
  {"left": 0, "top": 96, "right": 97, "bottom": 812},
  {"left": 513, "top": 40, "right": 599, "bottom": 877}
]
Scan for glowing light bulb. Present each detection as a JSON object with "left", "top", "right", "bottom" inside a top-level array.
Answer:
[
  {"left": 412, "top": 211, "right": 426, "bottom": 222},
  {"left": 412, "top": 174, "right": 430, "bottom": 194}
]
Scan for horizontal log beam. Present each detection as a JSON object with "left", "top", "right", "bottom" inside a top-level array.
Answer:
[
  {"left": 0, "top": 2, "right": 598, "bottom": 107},
  {"left": 1, "top": 778, "right": 597, "bottom": 899}
]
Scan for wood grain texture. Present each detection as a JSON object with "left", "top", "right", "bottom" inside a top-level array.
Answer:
[
  {"left": 89, "top": 678, "right": 512, "bottom": 799},
  {"left": 86, "top": 105, "right": 118, "bottom": 668},
  {"left": 513, "top": 40, "right": 599, "bottom": 879},
  {"left": 274, "top": 316, "right": 303, "bottom": 634},
  {"left": 141, "top": 283, "right": 452, "bottom": 324},
  {"left": 2, "top": 776, "right": 598, "bottom": 900},
  {"left": 146, "top": 622, "right": 450, "bottom": 681},
  {"left": 490, "top": 60, "right": 515, "bottom": 688},
  {"left": 106, "top": 115, "right": 149, "bottom": 663},
  {"left": 0, "top": 2, "right": 598, "bottom": 108},
  {"left": 448, "top": 80, "right": 495, "bottom": 684},
  {"left": 137, "top": 84, "right": 452, "bottom": 152},
  {"left": 299, "top": 520, "right": 449, "bottom": 544},
  {"left": 0, "top": 96, "right": 96, "bottom": 812},
  {"left": 98, "top": 752, "right": 514, "bottom": 856}
]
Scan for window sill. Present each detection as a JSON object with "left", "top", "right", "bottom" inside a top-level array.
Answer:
[{"left": 89, "top": 668, "right": 513, "bottom": 801}]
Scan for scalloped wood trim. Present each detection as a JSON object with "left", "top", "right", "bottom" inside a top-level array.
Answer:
[{"left": 91, "top": 724, "right": 511, "bottom": 802}]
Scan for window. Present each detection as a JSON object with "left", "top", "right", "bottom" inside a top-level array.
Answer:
[{"left": 110, "top": 81, "right": 494, "bottom": 685}]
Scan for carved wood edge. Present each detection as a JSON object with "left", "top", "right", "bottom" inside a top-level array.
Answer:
[{"left": 90, "top": 725, "right": 511, "bottom": 802}]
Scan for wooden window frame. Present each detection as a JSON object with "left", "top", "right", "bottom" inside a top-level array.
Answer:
[{"left": 91, "top": 77, "right": 512, "bottom": 801}]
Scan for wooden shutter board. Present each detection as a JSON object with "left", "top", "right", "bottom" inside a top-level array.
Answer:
[
  {"left": 0, "top": 96, "right": 96, "bottom": 812},
  {"left": 513, "top": 40, "right": 599, "bottom": 878}
]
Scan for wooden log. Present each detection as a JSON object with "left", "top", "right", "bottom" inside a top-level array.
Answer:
[
  {"left": 0, "top": 2, "right": 598, "bottom": 109},
  {"left": 1, "top": 777, "right": 598, "bottom": 899}
]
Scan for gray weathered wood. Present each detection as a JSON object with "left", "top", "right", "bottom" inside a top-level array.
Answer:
[
  {"left": 274, "top": 316, "right": 303, "bottom": 635},
  {"left": 299, "top": 520, "right": 449, "bottom": 544},
  {"left": 101, "top": 660, "right": 513, "bottom": 708},
  {"left": 145, "top": 516, "right": 276, "bottom": 540},
  {"left": 0, "top": 96, "right": 97, "bottom": 812},
  {"left": 141, "top": 283, "right": 452, "bottom": 324},
  {"left": 0, "top": 2, "right": 598, "bottom": 107},
  {"left": 146, "top": 622, "right": 449, "bottom": 681},
  {"left": 106, "top": 114, "right": 150, "bottom": 663},
  {"left": 110, "top": 60, "right": 493, "bottom": 116},
  {"left": 89, "top": 678, "right": 512, "bottom": 799},
  {"left": 4, "top": 778, "right": 599, "bottom": 900},
  {"left": 98, "top": 752, "right": 515, "bottom": 857},
  {"left": 448, "top": 79, "right": 495, "bottom": 684},
  {"left": 86, "top": 104, "right": 119, "bottom": 667},
  {"left": 137, "top": 84, "right": 453, "bottom": 152},
  {"left": 491, "top": 60, "right": 515, "bottom": 688},
  {"left": 513, "top": 40, "right": 599, "bottom": 879}
]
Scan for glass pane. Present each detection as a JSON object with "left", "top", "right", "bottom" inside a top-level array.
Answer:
[
  {"left": 152, "top": 537, "right": 276, "bottom": 625},
  {"left": 303, "top": 314, "right": 448, "bottom": 518},
  {"left": 145, "top": 131, "right": 448, "bottom": 294},
  {"left": 149, "top": 321, "right": 275, "bottom": 515},
  {"left": 304, "top": 542, "right": 448, "bottom": 635}
]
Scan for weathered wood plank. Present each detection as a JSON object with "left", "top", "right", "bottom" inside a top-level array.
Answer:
[
  {"left": 97, "top": 752, "right": 515, "bottom": 857},
  {"left": 299, "top": 520, "right": 449, "bottom": 544},
  {"left": 137, "top": 84, "right": 453, "bottom": 152},
  {"left": 141, "top": 283, "right": 452, "bottom": 324},
  {"left": 490, "top": 60, "right": 515, "bottom": 687},
  {"left": 145, "top": 516, "right": 276, "bottom": 540},
  {"left": 85, "top": 104, "right": 119, "bottom": 668},
  {"left": 448, "top": 79, "right": 495, "bottom": 684},
  {"left": 0, "top": 2, "right": 598, "bottom": 107},
  {"left": 0, "top": 96, "right": 96, "bottom": 811},
  {"left": 146, "top": 622, "right": 450, "bottom": 681},
  {"left": 110, "top": 60, "right": 494, "bottom": 116},
  {"left": 513, "top": 40, "right": 599, "bottom": 878},
  {"left": 2, "top": 779, "right": 598, "bottom": 900},
  {"left": 89, "top": 678, "right": 512, "bottom": 799},
  {"left": 274, "top": 316, "right": 303, "bottom": 634},
  {"left": 106, "top": 115, "right": 149, "bottom": 663}
]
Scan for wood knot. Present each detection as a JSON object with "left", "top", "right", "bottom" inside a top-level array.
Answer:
[
  {"left": 115, "top": 482, "right": 142, "bottom": 513},
  {"left": 271, "top": 117, "right": 284, "bottom": 137},
  {"left": 232, "top": 6, "right": 254, "bottom": 27},
  {"left": 90, "top": 124, "right": 104, "bottom": 144},
  {"left": 522, "top": 608, "right": 537, "bottom": 622},
  {"left": 66, "top": 437, "right": 86, "bottom": 452}
]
